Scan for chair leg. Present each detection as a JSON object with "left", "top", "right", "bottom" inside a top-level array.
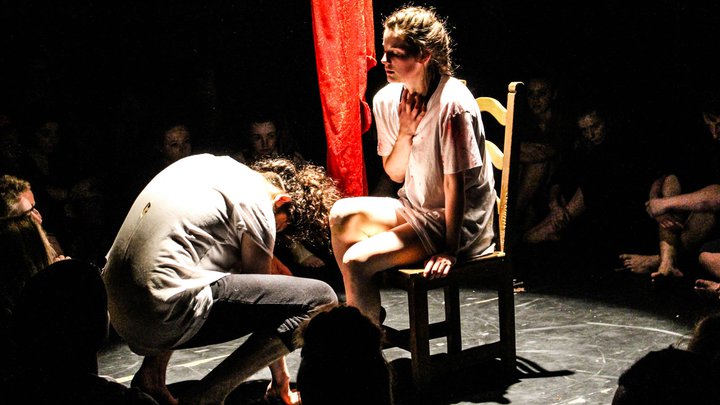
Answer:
[
  {"left": 408, "top": 278, "right": 432, "bottom": 396},
  {"left": 498, "top": 265, "right": 516, "bottom": 375},
  {"left": 444, "top": 282, "right": 461, "bottom": 354}
]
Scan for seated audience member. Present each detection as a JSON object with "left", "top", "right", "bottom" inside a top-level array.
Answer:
[
  {"left": 522, "top": 106, "right": 652, "bottom": 257},
  {"left": 522, "top": 106, "right": 610, "bottom": 243},
  {"left": 10, "top": 260, "right": 159, "bottom": 405},
  {"left": 0, "top": 174, "right": 64, "bottom": 258},
  {"left": 295, "top": 304, "right": 394, "bottom": 405},
  {"left": 158, "top": 123, "right": 193, "bottom": 168},
  {"left": 0, "top": 176, "right": 155, "bottom": 404},
  {"left": 130, "top": 122, "right": 194, "bottom": 199},
  {"left": 20, "top": 113, "right": 108, "bottom": 265},
  {"left": 229, "top": 109, "right": 306, "bottom": 166},
  {"left": 612, "top": 312, "right": 720, "bottom": 404},
  {"left": 1, "top": 176, "right": 61, "bottom": 367},
  {"left": 0, "top": 114, "right": 31, "bottom": 177},
  {"left": 619, "top": 98, "right": 720, "bottom": 283},
  {"left": 513, "top": 76, "right": 575, "bottom": 236},
  {"left": 102, "top": 154, "right": 340, "bottom": 405}
]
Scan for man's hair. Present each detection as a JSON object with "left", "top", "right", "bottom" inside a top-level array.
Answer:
[{"left": 250, "top": 157, "right": 342, "bottom": 250}]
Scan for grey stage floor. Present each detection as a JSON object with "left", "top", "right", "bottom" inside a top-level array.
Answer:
[{"left": 98, "top": 247, "right": 720, "bottom": 404}]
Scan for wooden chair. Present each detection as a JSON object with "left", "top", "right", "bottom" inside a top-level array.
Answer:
[{"left": 380, "top": 81, "right": 522, "bottom": 398}]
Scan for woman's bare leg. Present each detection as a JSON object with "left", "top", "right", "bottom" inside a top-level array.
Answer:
[{"left": 330, "top": 197, "right": 427, "bottom": 323}]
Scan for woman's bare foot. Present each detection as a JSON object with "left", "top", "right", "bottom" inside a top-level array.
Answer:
[
  {"left": 694, "top": 279, "right": 720, "bottom": 301},
  {"left": 131, "top": 371, "right": 179, "bottom": 405},
  {"left": 618, "top": 254, "right": 659, "bottom": 274}
]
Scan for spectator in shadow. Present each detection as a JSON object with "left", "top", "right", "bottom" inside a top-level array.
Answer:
[
  {"left": 612, "top": 312, "right": 720, "bottom": 404},
  {"left": 513, "top": 76, "right": 575, "bottom": 237},
  {"left": 521, "top": 105, "right": 654, "bottom": 263},
  {"left": 619, "top": 95, "right": 720, "bottom": 282},
  {"left": 228, "top": 108, "right": 306, "bottom": 167},
  {"left": 0, "top": 175, "right": 157, "bottom": 404},
  {"left": 19, "top": 112, "right": 108, "bottom": 265},
  {"left": 522, "top": 106, "right": 611, "bottom": 244},
  {"left": 130, "top": 122, "right": 194, "bottom": 198},
  {"left": 158, "top": 123, "right": 193, "bottom": 168},
  {"left": 0, "top": 113, "right": 31, "bottom": 177},
  {"left": 295, "top": 304, "right": 394, "bottom": 405}
]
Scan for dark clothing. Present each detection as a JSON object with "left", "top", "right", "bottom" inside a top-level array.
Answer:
[
  {"left": 613, "top": 346, "right": 720, "bottom": 405},
  {"left": 555, "top": 134, "right": 656, "bottom": 254},
  {"left": 658, "top": 117, "right": 720, "bottom": 193},
  {"left": 2, "top": 259, "right": 159, "bottom": 405}
]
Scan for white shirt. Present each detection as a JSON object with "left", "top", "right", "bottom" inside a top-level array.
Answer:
[
  {"left": 374, "top": 76, "right": 496, "bottom": 259},
  {"left": 102, "top": 154, "right": 275, "bottom": 354}
]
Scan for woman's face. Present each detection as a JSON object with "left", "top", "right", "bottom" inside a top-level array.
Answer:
[
  {"left": 527, "top": 80, "right": 554, "bottom": 116},
  {"left": 577, "top": 111, "right": 606, "bottom": 146},
  {"left": 15, "top": 189, "right": 42, "bottom": 224},
  {"left": 249, "top": 121, "right": 278, "bottom": 157},
  {"left": 381, "top": 30, "right": 426, "bottom": 85},
  {"left": 34, "top": 121, "right": 60, "bottom": 153},
  {"left": 161, "top": 126, "right": 192, "bottom": 163}
]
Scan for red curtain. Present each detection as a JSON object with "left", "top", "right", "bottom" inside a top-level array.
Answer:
[{"left": 311, "top": 0, "right": 376, "bottom": 197}]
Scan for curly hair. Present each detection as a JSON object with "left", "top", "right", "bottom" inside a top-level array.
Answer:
[
  {"left": 250, "top": 157, "right": 342, "bottom": 251},
  {"left": 384, "top": 5, "right": 454, "bottom": 77}
]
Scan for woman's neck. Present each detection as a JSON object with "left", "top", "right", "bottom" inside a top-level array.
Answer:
[{"left": 406, "top": 70, "right": 441, "bottom": 97}]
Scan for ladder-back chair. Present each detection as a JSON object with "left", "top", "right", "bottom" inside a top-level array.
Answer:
[{"left": 380, "top": 81, "right": 523, "bottom": 398}]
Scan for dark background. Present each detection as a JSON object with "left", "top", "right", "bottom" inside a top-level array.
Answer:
[{"left": 1, "top": 0, "right": 718, "bottom": 182}]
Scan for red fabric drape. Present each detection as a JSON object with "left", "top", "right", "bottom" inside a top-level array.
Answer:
[{"left": 311, "top": 0, "right": 376, "bottom": 197}]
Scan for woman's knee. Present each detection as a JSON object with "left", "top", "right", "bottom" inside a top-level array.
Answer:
[
  {"left": 329, "top": 198, "right": 357, "bottom": 228},
  {"left": 341, "top": 244, "right": 383, "bottom": 278}
]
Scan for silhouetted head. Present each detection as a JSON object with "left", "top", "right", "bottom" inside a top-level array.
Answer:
[{"left": 296, "top": 304, "right": 394, "bottom": 405}]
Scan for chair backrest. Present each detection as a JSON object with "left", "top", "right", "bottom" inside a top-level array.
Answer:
[{"left": 476, "top": 82, "right": 522, "bottom": 254}]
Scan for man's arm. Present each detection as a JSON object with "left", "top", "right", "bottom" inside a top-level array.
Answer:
[{"left": 240, "top": 234, "right": 273, "bottom": 274}]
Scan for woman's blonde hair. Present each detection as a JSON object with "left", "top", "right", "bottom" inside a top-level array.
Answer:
[{"left": 384, "top": 5, "right": 454, "bottom": 77}]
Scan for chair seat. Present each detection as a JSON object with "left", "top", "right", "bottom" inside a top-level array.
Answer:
[{"left": 380, "top": 251, "right": 507, "bottom": 289}]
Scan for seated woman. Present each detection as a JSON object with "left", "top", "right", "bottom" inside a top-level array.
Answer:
[{"left": 329, "top": 6, "right": 496, "bottom": 323}]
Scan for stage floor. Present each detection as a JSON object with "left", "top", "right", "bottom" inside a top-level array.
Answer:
[{"left": 98, "top": 250, "right": 718, "bottom": 404}]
